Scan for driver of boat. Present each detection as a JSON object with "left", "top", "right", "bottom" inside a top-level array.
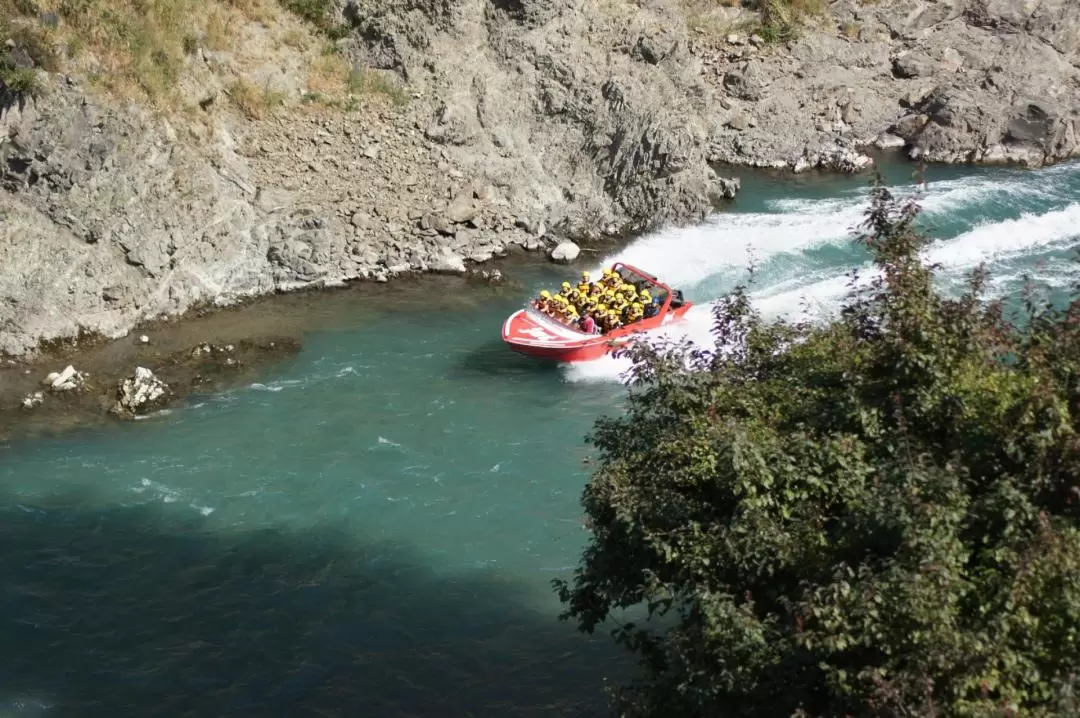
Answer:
[
  {"left": 580, "top": 313, "right": 597, "bottom": 334},
  {"left": 641, "top": 290, "right": 660, "bottom": 318}
]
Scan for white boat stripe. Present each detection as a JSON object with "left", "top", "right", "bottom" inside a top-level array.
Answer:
[{"left": 522, "top": 308, "right": 590, "bottom": 339}]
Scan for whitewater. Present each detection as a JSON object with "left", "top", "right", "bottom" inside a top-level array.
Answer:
[{"left": 565, "top": 161, "right": 1080, "bottom": 383}]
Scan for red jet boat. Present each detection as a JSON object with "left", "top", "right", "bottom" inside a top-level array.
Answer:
[{"left": 501, "top": 262, "right": 694, "bottom": 363}]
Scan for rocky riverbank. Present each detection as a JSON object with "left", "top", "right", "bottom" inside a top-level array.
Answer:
[
  {"left": 697, "top": 0, "right": 1080, "bottom": 172},
  {"left": 0, "top": 268, "right": 524, "bottom": 440},
  {"left": 1, "top": 0, "right": 1077, "bottom": 362}
]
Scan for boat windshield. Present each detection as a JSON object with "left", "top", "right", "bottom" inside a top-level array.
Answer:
[{"left": 614, "top": 266, "right": 666, "bottom": 303}]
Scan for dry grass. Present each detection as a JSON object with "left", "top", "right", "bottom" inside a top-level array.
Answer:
[
  {"left": 680, "top": 0, "right": 755, "bottom": 38},
  {"left": 0, "top": 0, "right": 280, "bottom": 103},
  {"left": 304, "top": 47, "right": 407, "bottom": 109},
  {"left": 227, "top": 78, "right": 285, "bottom": 119},
  {"left": 0, "top": 0, "right": 354, "bottom": 111}
]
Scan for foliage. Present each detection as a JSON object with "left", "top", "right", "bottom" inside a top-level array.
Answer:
[
  {"left": 278, "top": 0, "right": 350, "bottom": 39},
  {"left": 0, "top": 5, "right": 60, "bottom": 109},
  {"left": 555, "top": 177, "right": 1080, "bottom": 718},
  {"left": 750, "top": 0, "right": 825, "bottom": 43}
]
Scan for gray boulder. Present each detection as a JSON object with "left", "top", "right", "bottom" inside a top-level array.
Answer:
[{"left": 549, "top": 240, "right": 581, "bottom": 264}]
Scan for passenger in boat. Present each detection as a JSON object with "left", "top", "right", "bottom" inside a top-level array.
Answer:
[
  {"left": 581, "top": 299, "right": 596, "bottom": 321},
  {"left": 613, "top": 294, "right": 629, "bottom": 321},
  {"left": 551, "top": 294, "right": 573, "bottom": 323},
  {"left": 560, "top": 281, "right": 583, "bottom": 315},
  {"left": 627, "top": 302, "right": 644, "bottom": 324},
  {"left": 577, "top": 272, "right": 592, "bottom": 295},
  {"left": 536, "top": 290, "right": 553, "bottom": 315},
  {"left": 593, "top": 305, "right": 609, "bottom": 333},
  {"left": 574, "top": 286, "right": 591, "bottom": 312}
]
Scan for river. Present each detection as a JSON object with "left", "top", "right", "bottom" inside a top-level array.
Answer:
[{"left": 2, "top": 160, "right": 1079, "bottom": 716}]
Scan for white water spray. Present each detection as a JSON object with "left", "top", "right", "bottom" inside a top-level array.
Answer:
[{"left": 563, "top": 165, "right": 1080, "bottom": 384}]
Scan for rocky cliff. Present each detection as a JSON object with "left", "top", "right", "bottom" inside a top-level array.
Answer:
[
  {"left": 699, "top": 0, "right": 1080, "bottom": 171},
  {"left": 0, "top": 0, "right": 734, "bottom": 358},
  {"left": 1, "top": 0, "right": 1078, "bottom": 359}
]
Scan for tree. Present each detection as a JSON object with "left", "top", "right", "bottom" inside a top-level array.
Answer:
[{"left": 554, "top": 179, "right": 1080, "bottom": 718}]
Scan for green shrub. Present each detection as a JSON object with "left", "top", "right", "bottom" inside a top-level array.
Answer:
[{"left": 556, "top": 178, "right": 1080, "bottom": 717}]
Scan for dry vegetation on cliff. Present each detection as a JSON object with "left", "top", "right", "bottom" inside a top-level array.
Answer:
[{"left": 0, "top": 0, "right": 401, "bottom": 115}]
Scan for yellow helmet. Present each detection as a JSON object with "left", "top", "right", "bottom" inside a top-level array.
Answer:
[
  {"left": 597, "top": 304, "right": 607, "bottom": 312},
  {"left": 641, "top": 290, "right": 651, "bottom": 300},
  {"left": 581, "top": 271, "right": 591, "bottom": 281},
  {"left": 540, "top": 290, "right": 551, "bottom": 299},
  {"left": 562, "top": 281, "right": 571, "bottom": 289}
]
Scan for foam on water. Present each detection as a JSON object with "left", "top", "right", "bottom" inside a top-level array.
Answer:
[{"left": 564, "top": 166, "right": 1080, "bottom": 384}]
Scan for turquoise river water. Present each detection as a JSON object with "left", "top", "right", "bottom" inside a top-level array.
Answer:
[{"left": 2, "top": 161, "right": 1079, "bottom": 717}]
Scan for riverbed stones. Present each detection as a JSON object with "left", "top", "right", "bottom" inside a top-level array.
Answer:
[
  {"left": 42, "top": 365, "right": 86, "bottom": 392},
  {"left": 429, "top": 247, "right": 468, "bottom": 274}
]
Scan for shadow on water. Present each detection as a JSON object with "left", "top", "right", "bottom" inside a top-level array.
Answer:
[
  {"left": 0, "top": 489, "right": 629, "bottom": 718},
  {"left": 452, "top": 340, "right": 564, "bottom": 380}
]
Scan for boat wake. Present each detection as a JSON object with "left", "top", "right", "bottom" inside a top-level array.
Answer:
[{"left": 563, "top": 163, "right": 1080, "bottom": 384}]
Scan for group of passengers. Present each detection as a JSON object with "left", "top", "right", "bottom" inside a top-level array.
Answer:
[{"left": 533, "top": 268, "right": 661, "bottom": 334}]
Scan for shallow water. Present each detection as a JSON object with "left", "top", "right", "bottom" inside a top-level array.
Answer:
[{"left": 2, "top": 160, "right": 1079, "bottom": 716}]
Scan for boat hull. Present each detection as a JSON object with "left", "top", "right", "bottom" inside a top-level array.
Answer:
[{"left": 501, "top": 303, "right": 694, "bottom": 363}]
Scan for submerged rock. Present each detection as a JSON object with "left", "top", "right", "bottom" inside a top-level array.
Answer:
[
  {"left": 111, "top": 367, "right": 171, "bottom": 418},
  {"left": 470, "top": 268, "right": 507, "bottom": 284}
]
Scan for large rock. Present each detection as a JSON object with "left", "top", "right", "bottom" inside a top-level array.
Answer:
[
  {"left": 111, "top": 366, "right": 170, "bottom": 417},
  {"left": 549, "top": 240, "right": 581, "bottom": 264}
]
